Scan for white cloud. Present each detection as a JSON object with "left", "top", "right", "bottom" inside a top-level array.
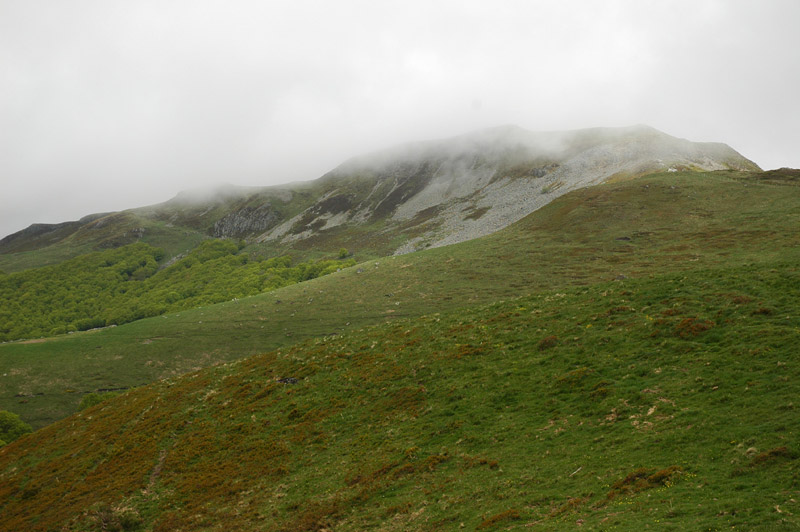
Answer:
[{"left": 1, "top": 0, "right": 798, "bottom": 238}]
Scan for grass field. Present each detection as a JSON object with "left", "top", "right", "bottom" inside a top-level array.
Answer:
[
  {"left": 2, "top": 170, "right": 798, "bottom": 429},
  {"left": 1, "top": 169, "right": 799, "bottom": 529},
  {"left": 0, "top": 259, "right": 798, "bottom": 530}
]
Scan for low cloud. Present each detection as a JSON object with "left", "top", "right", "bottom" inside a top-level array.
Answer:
[{"left": 1, "top": 0, "right": 798, "bottom": 238}]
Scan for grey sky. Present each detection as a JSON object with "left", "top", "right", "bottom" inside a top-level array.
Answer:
[{"left": 1, "top": 0, "right": 798, "bottom": 239}]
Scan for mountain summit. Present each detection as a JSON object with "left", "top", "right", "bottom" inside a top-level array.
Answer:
[{"left": 299, "top": 124, "right": 758, "bottom": 253}]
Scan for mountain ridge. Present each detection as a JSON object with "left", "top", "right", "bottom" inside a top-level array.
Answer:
[{"left": 0, "top": 125, "right": 759, "bottom": 267}]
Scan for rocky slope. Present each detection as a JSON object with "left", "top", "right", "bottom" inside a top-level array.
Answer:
[
  {"left": 0, "top": 125, "right": 759, "bottom": 260},
  {"left": 313, "top": 124, "right": 760, "bottom": 253}
]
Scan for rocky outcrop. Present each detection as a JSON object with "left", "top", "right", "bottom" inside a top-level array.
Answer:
[{"left": 213, "top": 203, "right": 278, "bottom": 238}]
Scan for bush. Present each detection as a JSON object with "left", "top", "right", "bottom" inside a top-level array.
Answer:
[
  {"left": 0, "top": 410, "right": 33, "bottom": 446},
  {"left": 91, "top": 504, "right": 142, "bottom": 531},
  {"left": 538, "top": 335, "right": 558, "bottom": 350},
  {"left": 79, "top": 392, "right": 120, "bottom": 410}
]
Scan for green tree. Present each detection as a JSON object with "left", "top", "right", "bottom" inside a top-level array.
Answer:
[{"left": 0, "top": 410, "right": 33, "bottom": 446}]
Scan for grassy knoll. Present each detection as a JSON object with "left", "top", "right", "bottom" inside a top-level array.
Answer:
[
  {"left": 1, "top": 170, "right": 798, "bottom": 429},
  {"left": 0, "top": 261, "right": 798, "bottom": 530}
]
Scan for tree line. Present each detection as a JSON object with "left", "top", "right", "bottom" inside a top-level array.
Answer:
[{"left": 0, "top": 240, "right": 355, "bottom": 342}]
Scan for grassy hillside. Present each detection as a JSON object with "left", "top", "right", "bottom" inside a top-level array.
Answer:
[
  {"left": 1, "top": 169, "right": 798, "bottom": 429},
  {"left": 0, "top": 260, "right": 798, "bottom": 530},
  {"left": 0, "top": 169, "right": 798, "bottom": 530},
  {"left": 0, "top": 213, "right": 207, "bottom": 273}
]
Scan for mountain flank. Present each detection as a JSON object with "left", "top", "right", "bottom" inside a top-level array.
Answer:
[
  {"left": 0, "top": 162, "right": 798, "bottom": 529},
  {"left": 1, "top": 259, "right": 797, "bottom": 530},
  {"left": 307, "top": 124, "right": 758, "bottom": 253},
  {"left": 2, "top": 169, "right": 796, "bottom": 429}
]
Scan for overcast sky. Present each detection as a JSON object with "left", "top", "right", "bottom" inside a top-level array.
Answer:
[{"left": 1, "top": 0, "right": 798, "bottom": 239}]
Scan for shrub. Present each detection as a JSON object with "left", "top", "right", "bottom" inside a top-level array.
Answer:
[
  {"left": 606, "top": 466, "right": 683, "bottom": 500},
  {"left": 79, "top": 392, "right": 120, "bottom": 410},
  {"left": 674, "top": 317, "right": 715, "bottom": 338},
  {"left": 90, "top": 504, "right": 143, "bottom": 532},
  {"left": 0, "top": 410, "right": 33, "bottom": 446},
  {"left": 538, "top": 335, "right": 558, "bottom": 350}
]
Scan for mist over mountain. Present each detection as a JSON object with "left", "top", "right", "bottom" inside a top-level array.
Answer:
[
  {"left": 2, "top": 1, "right": 798, "bottom": 250},
  {"left": 0, "top": 125, "right": 758, "bottom": 264}
]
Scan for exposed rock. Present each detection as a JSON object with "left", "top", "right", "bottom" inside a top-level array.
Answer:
[
  {"left": 253, "top": 124, "right": 759, "bottom": 254},
  {"left": 213, "top": 203, "right": 278, "bottom": 238}
]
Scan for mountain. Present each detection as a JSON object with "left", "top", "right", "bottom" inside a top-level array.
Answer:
[
  {"left": 300, "top": 124, "right": 758, "bottom": 254},
  {"left": 0, "top": 125, "right": 759, "bottom": 271},
  {"left": 0, "top": 168, "right": 798, "bottom": 530}
]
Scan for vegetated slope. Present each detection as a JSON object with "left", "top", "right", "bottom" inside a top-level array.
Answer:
[
  {"left": 0, "top": 211, "right": 208, "bottom": 273},
  {"left": 0, "top": 259, "right": 798, "bottom": 530},
  {"left": 0, "top": 125, "right": 759, "bottom": 272},
  {"left": 0, "top": 213, "right": 110, "bottom": 254},
  {"left": 1, "top": 169, "right": 798, "bottom": 428},
  {"left": 0, "top": 239, "right": 353, "bottom": 342}
]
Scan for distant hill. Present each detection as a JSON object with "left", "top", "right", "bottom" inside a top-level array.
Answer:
[
  {"left": 0, "top": 213, "right": 109, "bottom": 254},
  {"left": 0, "top": 125, "right": 759, "bottom": 271}
]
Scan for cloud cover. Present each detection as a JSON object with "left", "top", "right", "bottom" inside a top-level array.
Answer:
[{"left": 1, "top": 0, "right": 799, "bottom": 239}]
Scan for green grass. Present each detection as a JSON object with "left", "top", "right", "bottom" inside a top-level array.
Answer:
[
  {"left": 0, "top": 169, "right": 799, "bottom": 529},
  {"left": 0, "top": 261, "right": 798, "bottom": 530},
  {"left": 0, "top": 240, "right": 96, "bottom": 273},
  {"left": 2, "top": 170, "right": 799, "bottom": 429}
]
